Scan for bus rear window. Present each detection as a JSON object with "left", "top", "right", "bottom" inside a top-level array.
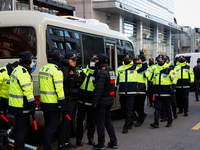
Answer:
[{"left": 0, "top": 27, "right": 36, "bottom": 58}]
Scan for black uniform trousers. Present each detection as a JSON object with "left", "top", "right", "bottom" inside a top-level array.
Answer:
[
  {"left": 176, "top": 88, "right": 189, "bottom": 113},
  {"left": 161, "top": 93, "right": 177, "bottom": 119},
  {"left": 120, "top": 96, "right": 135, "bottom": 129},
  {"left": 133, "top": 95, "right": 146, "bottom": 123},
  {"left": 76, "top": 103, "right": 95, "bottom": 141},
  {"left": 14, "top": 115, "right": 30, "bottom": 150},
  {"left": 194, "top": 79, "right": 199, "bottom": 101},
  {"left": 58, "top": 100, "right": 77, "bottom": 146},
  {"left": 95, "top": 105, "right": 117, "bottom": 145},
  {"left": 154, "top": 97, "right": 173, "bottom": 125},
  {"left": 43, "top": 111, "right": 61, "bottom": 150},
  {"left": 0, "top": 97, "right": 8, "bottom": 129}
]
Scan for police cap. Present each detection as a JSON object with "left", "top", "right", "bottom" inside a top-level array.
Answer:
[
  {"left": 134, "top": 55, "right": 141, "bottom": 60},
  {"left": 48, "top": 50, "right": 62, "bottom": 60},
  {"left": 19, "top": 51, "right": 37, "bottom": 61},
  {"left": 149, "top": 58, "right": 154, "bottom": 63},
  {"left": 124, "top": 54, "right": 133, "bottom": 61},
  {"left": 65, "top": 52, "right": 78, "bottom": 61},
  {"left": 90, "top": 54, "right": 98, "bottom": 61},
  {"left": 97, "top": 53, "right": 108, "bottom": 62},
  {"left": 157, "top": 55, "right": 166, "bottom": 62},
  {"left": 178, "top": 55, "right": 186, "bottom": 62}
]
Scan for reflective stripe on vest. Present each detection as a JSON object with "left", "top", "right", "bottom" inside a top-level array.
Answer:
[
  {"left": 39, "top": 72, "right": 53, "bottom": 77},
  {"left": 40, "top": 91, "right": 57, "bottom": 95},
  {"left": 9, "top": 94, "right": 23, "bottom": 98}
]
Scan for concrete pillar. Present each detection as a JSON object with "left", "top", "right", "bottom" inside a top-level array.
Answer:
[
  {"left": 167, "top": 30, "right": 172, "bottom": 60},
  {"left": 12, "top": 0, "right": 15, "bottom": 10},
  {"left": 30, "top": 0, "right": 33, "bottom": 10},
  {"left": 136, "top": 21, "right": 143, "bottom": 55},
  {"left": 111, "top": 14, "right": 123, "bottom": 33},
  {"left": 153, "top": 26, "right": 158, "bottom": 59}
]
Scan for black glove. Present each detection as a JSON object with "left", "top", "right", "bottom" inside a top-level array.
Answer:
[
  {"left": 58, "top": 99, "right": 66, "bottom": 106},
  {"left": 61, "top": 105, "right": 66, "bottom": 113},
  {"left": 170, "top": 84, "right": 176, "bottom": 94},
  {"left": 139, "top": 50, "right": 144, "bottom": 57},
  {"left": 80, "top": 71, "right": 86, "bottom": 82},
  {"left": 190, "top": 83, "right": 194, "bottom": 91},
  {"left": 92, "top": 103, "right": 97, "bottom": 110},
  {"left": 30, "top": 108, "right": 35, "bottom": 116}
]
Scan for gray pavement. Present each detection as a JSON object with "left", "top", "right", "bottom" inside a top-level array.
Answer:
[{"left": 7, "top": 92, "right": 200, "bottom": 150}]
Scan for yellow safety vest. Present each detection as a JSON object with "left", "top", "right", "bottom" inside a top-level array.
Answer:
[
  {"left": 0, "top": 67, "right": 10, "bottom": 99},
  {"left": 39, "top": 63, "right": 64, "bottom": 104}
]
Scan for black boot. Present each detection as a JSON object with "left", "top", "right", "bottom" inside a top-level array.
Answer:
[
  {"left": 93, "top": 144, "right": 105, "bottom": 150},
  {"left": 76, "top": 139, "right": 83, "bottom": 146},
  {"left": 88, "top": 138, "right": 95, "bottom": 145},
  {"left": 108, "top": 141, "right": 117, "bottom": 149}
]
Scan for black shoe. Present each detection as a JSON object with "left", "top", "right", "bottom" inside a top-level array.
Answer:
[
  {"left": 166, "top": 123, "right": 172, "bottom": 127},
  {"left": 58, "top": 145, "right": 68, "bottom": 150},
  {"left": 122, "top": 128, "right": 128, "bottom": 133},
  {"left": 76, "top": 139, "right": 83, "bottom": 146},
  {"left": 108, "top": 141, "right": 117, "bottom": 149},
  {"left": 65, "top": 143, "right": 77, "bottom": 149},
  {"left": 128, "top": 122, "right": 134, "bottom": 129},
  {"left": 178, "top": 110, "right": 183, "bottom": 114},
  {"left": 196, "top": 99, "right": 199, "bottom": 101},
  {"left": 88, "top": 138, "right": 95, "bottom": 145},
  {"left": 160, "top": 118, "right": 167, "bottom": 122},
  {"left": 93, "top": 144, "right": 105, "bottom": 150},
  {"left": 135, "top": 122, "right": 142, "bottom": 127},
  {"left": 150, "top": 123, "right": 159, "bottom": 128},
  {"left": 173, "top": 113, "right": 178, "bottom": 119},
  {"left": 184, "top": 112, "right": 188, "bottom": 116}
]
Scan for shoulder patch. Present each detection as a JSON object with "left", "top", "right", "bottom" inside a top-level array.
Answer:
[
  {"left": 22, "top": 68, "right": 27, "bottom": 73},
  {"left": 0, "top": 69, "right": 6, "bottom": 73}
]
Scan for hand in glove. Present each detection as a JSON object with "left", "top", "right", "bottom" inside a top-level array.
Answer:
[
  {"left": 139, "top": 50, "right": 146, "bottom": 62},
  {"left": 80, "top": 71, "right": 86, "bottom": 82},
  {"left": 30, "top": 108, "right": 35, "bottom": 116},
  {"left": 190, "top": 83, "right": 194, "bottom": 91}
]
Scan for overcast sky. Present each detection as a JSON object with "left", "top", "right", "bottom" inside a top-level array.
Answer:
[{"left": 174, "top": 0, "right": 200, "bottom": 28}]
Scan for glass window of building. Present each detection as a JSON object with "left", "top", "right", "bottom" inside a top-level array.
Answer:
[
  {"left": 0, "top": 0, "right": 12, "bottom": 11},
  {"left": 16, "top": 0, "right": 29, "bottom": 10}
]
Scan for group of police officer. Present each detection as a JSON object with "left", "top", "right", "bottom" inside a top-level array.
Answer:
[{"left": 0, "top": 49, "right": 196, "bottom": 150}]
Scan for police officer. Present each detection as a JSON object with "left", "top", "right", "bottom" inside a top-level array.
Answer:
[
  {"left": 92, "top": 53, "right": 117, "bottom": 150},
  {"left": 133, "top": 55, "right": 151, "bottom": 127},
  {"left": 150, "top": 55, "right": 177, "bottom": 128},
  {"left": 0, "top": 61, "right": 19, "bottom": 129},
  {"left": 39, "top": 50, "right": 65, "bottom": 150},
  {"left": 193, "top": 58, "right": 200, "bottom": 101},
  {"left": 175, "top": 55, "right": 194, "bottom": 116},
  {"left": 58, "top": 52, "right": 81, "bottom": 149},
  {"left": 76, "top": 54, "right": 98, "bottom": 146},
  {"left": 165, "top": 55, "right": 178, "bottom": 119},
  {"left": 115, "top": 52, "right": 147, "bottom": 133},
  {"left": 9, "top": 51, "right": 37, "bottom": 150},
  {"left": 147, "top": 58, "right": 154, "bottom": 107}
]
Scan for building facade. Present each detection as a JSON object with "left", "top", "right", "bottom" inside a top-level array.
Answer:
[
  {"left": 0, "top": 0, "right": 75, "bottom": 16},
  {"left": 67, "top": 0, "right": 184, "bottom": 61}
]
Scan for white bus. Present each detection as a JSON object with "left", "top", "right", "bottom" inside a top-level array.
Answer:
[{"left": 0, "top": 11, "right": 135, "bottom": 126}]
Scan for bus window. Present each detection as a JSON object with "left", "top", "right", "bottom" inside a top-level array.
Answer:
[
  {"left": 82, "top": 34, "right": 104, "bottom": 67},
  {"left": 0, "top": 27, "right": 36, "bottom": 58}
]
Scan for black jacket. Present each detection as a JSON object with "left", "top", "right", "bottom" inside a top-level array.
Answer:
[
  {"left": 61, "top": 61, "right": 81, "bottom": 101},
  {"left": 92, "top": 63, "right": 115, "bottom": 106},
  {"left": 193, "top": 65, "right": 200, "bottom": 80}
]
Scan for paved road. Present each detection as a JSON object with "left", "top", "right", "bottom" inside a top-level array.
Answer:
[{"left": 7, "top": 92, "right": 200, "bottom": 150}]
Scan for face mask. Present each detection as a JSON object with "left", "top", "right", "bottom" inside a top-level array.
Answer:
[
  {"left": 90, "top": 62, "right": 95, "bottom": 67},
  {"left": 124, "top": 61, "right": 131, "bottom": 65},
  {"left": 158, "top": 63, "right": 164, "bottom": 66},
  {"left": 30, "top": 61, "right": 35, "bottom": 68}
]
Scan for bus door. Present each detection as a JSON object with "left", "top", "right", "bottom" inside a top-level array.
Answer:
[{"left": 105, "top": 43, "right": 119, "bottom": 110}]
